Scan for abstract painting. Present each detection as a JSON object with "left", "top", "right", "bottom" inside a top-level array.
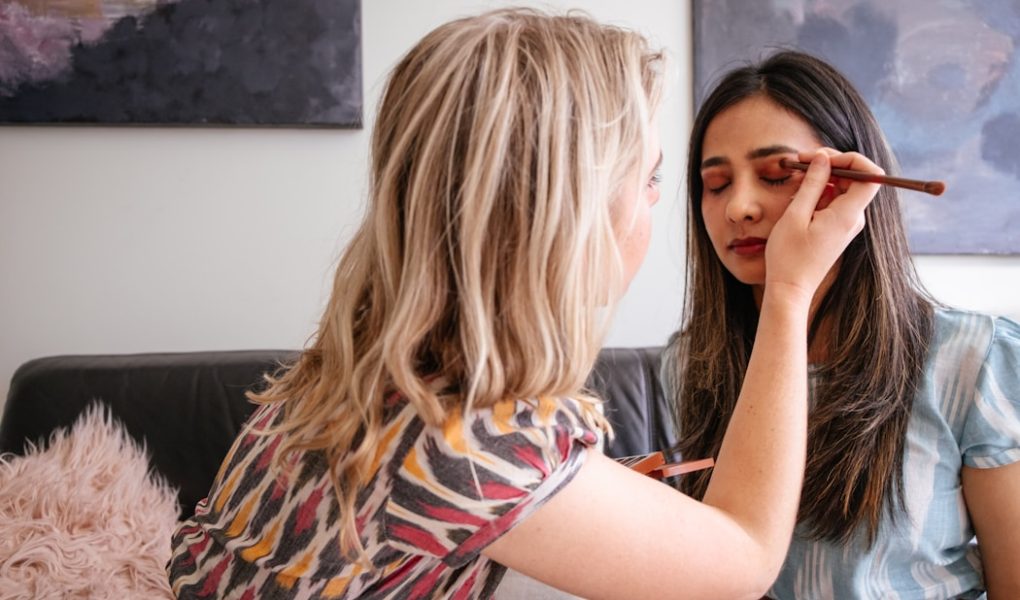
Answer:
[
  {"left": 694, "top": 0, "right": 1020, "bottom": 254},
  {"left": 0, "top": 0, "right": 362, "bottom": 127}
]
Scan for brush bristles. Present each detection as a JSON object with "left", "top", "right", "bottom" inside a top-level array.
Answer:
[{"left": 924, "top": 181, "right": 946, "bottom": 196}]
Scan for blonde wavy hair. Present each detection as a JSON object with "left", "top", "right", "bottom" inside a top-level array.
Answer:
[{"left": 252, "top": 8, "right": 664, "bottom": 560}]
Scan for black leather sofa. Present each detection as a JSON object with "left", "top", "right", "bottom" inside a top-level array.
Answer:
[{"left": 0, "top": 348, "right": 674, "bottom": 518}]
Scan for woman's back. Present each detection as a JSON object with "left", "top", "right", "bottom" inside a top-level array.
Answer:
[{"left": 169, "top": 393, "right": 599, "bottom": 598}]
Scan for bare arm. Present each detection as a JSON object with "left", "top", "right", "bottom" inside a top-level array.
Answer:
[
  {"left": 699, "top": 148, "right": 880, "bottom": 577},
  {"left": 486, "top": 289, "right": 811, "bottom": 600},
  {"left": 963, "top": 462, "right": 1020, "bottom": 598},
  {"left": 483, "top": 152, "right": 878, "bottom": 599}
]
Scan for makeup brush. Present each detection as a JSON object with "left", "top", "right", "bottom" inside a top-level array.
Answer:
[{"left": 780, "top": 158, "right": 945, "bottom": 196}]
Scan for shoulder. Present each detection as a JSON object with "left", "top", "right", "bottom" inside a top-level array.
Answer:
[
  {"left": 929, "top": 308, "right": 1020, "bottom": 373},
  {"left": 429, "top": 396, "right": 601, "bottom": 464},
  {"left": 983, "top": 312, "right": 1020, "bottom": 370},
  {"left": 385, "top": 397, "right": 601, "bottom": 563},
  {"left": 914, "top": 309, "right": 995, "bottom": 430},
  {"left": 389, "top": 395, "right": 601, "bottom": 478},
  {"left": 392, "top": 396, "right": 600, "bottom": 499},
  {"left": 927, "top": 308, "right": 997, "bottom": 379},
  {"left": 931, "top": 308, "right": 995, "bottom": 353},
  {"left": 923, "top": 309, "right": 1020, "bottom": 461}
]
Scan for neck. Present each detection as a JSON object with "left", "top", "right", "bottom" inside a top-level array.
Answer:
[{"left": 752, "top": 264, "right": 839, "bottom": 365}]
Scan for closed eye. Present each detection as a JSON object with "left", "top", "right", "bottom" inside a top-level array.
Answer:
[{"left": 761, "top": 176, "right": 791, "bottom": 187}]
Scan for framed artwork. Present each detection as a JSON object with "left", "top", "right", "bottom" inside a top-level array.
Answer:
[
  {"left": 693, "top": 0, "right": 1020, "bottom": 254},
  {"left": 0, "top": 0, "right": 362, "bottom": 128}
]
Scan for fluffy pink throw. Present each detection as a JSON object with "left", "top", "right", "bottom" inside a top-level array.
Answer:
[{"left": 0, "top": 405, "right": 179, "bottom": 598}]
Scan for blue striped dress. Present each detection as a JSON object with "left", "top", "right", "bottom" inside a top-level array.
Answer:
[{"left": 769, "top": 309, "right": 1020, "bottom": 599}]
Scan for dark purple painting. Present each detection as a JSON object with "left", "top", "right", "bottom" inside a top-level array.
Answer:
[
  {"left": 694, "top": 0, "right": 1020, "bottom": 254},
  {"left": 0, "top": 0, "right": 362, "bottom": 127}
]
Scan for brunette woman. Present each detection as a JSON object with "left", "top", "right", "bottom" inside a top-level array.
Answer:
[{"left": 664, "top": 50, "right": 1020, "bottom": 599}]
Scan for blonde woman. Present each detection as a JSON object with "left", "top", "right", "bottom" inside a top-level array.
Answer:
[{"left": 168, "top": 11, "right": 877, "bottom": 599}]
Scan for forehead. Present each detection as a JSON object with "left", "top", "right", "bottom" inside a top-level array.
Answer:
[{"left": 701, "top": 95, "right": 822, "bottom": 158}]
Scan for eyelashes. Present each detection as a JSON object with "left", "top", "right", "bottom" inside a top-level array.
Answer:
[
  {"left": 762, "top": 175, "right": 790, "bottom": 187},
  {"left": 705, "top": 175, "right": 792, "bottom": 195}
]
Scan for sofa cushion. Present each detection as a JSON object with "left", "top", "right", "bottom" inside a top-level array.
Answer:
[
  {"left": 589, "top": 346, "right": 675, "bottom": 460},
  {"left": 1, "top": 347, "right": 672, "bottom": 518},
  {"left": 0, "top": 404, "right": 178, "bottom": 598},
  {"left": 1, "top": 350, "right": 296, "bottom": 518}
]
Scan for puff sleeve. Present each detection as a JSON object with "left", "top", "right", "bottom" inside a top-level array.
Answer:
[{"left": 961, "top": 316, "right": 1020, "bottom": 468}]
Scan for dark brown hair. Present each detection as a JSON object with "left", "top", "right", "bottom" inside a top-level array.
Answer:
[{"left": 664, "top": 50, "right": 935, "bottom": 545}]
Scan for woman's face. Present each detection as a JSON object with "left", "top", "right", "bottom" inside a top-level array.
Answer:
[
  {"left": 698, "top": 95, "right": 824, "bottom": 293},
  {"left": 614, "top": 120, "right": 663, "bottom": 289}
]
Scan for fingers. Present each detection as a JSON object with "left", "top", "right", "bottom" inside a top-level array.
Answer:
[
  {"left": 800, "top": 148, "right": 884, "bottom": 194},
  {"left": 817, "top": 183, "right": 837, "bottom": 211},
  {"left": 783, "top": 152, "right": 833, "bottom": 224},
  {"left": 795, "top": 148, "right": 880, "bottom": 226},
  {"left": 765, "top": 148, "right": 879, "bottom": 294},
  {"left": 818, "top": 148, "right": 883, "bottom": 173}
]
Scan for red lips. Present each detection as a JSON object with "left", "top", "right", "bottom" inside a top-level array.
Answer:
[{"left": 728, "top": 237, "right": 767, "bottom": 256}]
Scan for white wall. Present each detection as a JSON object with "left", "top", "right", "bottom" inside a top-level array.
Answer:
[
  {"left": 0, "top": 0, "right": 688, "bottom": 407},
  {"left": 1, "top": 0, "right": 1018, "bottom": 408}
]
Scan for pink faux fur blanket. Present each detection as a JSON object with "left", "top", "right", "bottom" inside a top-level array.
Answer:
[{"left": 0, "top": 405, "right": 179, "bottom": 598}]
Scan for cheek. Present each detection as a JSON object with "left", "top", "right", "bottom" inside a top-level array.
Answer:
[
  {"left": 611, "top": 195, "right": 649, "bottom": 268},
  {"left": 700, "top": 201, "right": 726, "bottom": 247},
  {"left": 637, "top": 210, "right": 653, "bottom": 255},
  {"left": 623, "top": 204, "right": 654, "bottom": 277},
  {"left": 626, "top": 203, "right": 653, "bottom": 258},
  {"left": 760, "top": 181, "right": 798, "bottom": 212}
]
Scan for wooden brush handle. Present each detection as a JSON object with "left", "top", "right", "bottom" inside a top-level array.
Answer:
[{"left": 780, "top": 158, "right": 945, "bottom": 196}]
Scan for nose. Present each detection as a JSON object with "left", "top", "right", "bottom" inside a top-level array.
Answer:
[{"left": 724, "top": 181, "right": 763, "bottom": 224}]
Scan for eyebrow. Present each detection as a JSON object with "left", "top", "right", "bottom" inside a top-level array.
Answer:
[
  {"left": 747, "top": 144, "right": 799, "bottom": 160},
  {"left": 700, "top": 144, "right": 799, "bottom": 169}
]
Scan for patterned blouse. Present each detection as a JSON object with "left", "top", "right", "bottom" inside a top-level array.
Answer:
[
  {"left": 167, "top": 393, "right": 599, "bottom": 599},
  {"left": 766, "top": 309, "right": 1020, "bottom": 599}
]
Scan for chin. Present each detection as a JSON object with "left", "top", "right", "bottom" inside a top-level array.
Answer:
[{"left": 726, "top": 267, "right": 765, "bottom": 286}]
